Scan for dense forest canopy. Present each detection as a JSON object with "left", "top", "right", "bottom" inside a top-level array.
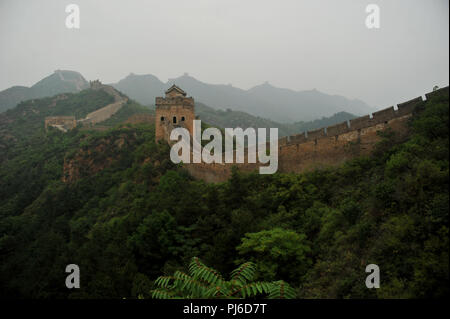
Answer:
[{"left": 0, "top": 89, "right": 448, "bottom": 299}]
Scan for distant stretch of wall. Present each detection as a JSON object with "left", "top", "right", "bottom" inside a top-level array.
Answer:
[
  {"left": 45, "top": 116, "right": 77, "bottom": 132},
  {"left": 78, "top": 81, "right": 128, "bottom": 126},
  {"left": 184, "top": 86, "right": 449, "bottom": 182},
  {"left": 45, "top": 81, "right": 128, "bottom": 131}
]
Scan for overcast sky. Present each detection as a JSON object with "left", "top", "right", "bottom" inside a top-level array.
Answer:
[{"left": 0, "top": 0, "right": 448, "bottom": 108}]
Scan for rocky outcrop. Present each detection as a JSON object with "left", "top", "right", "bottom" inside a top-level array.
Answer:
[{"left": 62, "top": 131, "right": 136, "bottom": 183}]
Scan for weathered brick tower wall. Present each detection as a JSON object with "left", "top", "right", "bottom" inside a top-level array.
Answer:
[{"left": 155, "top": 85, "right": 195, "bottom": 142}]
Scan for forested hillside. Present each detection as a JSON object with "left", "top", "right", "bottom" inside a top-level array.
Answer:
[{"left": 0, "top": 90, "right": 448, "bottom": 298}]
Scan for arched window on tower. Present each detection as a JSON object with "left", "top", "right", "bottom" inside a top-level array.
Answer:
[
  {"left": 173, "top": 116, "right": 177, "bottom": 124},
  {"left": 181, "top": 116, "right": 185, "bottom": 122},
  {"left": 160, "top": 116, "right": 165, "bottom": 122}
]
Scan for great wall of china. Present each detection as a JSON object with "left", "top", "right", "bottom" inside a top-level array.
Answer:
[
  {"left": 45, "top": 80, "right": 127, "bottom": 131},
  {"left": 49, "top": 81, "right": 448, "bottom": 184},
  {"left": 182, "top": 86, "right": 449, "bottom": 182},
  {"left": 78, "top": 80, "right": 128, "bottom": 126}
]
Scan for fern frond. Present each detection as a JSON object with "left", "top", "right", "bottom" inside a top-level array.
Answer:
[
  {"left": 189, "top": 257, "right": 225, "bottom": 286},
  {"left": 230, "top": 281, "right": 270, "bottom": 298},
  {"left": 230, "top": 262, "right": 256, "bottom": 286},
  {"left": 151, "top": 288, "right": 176, "bottom": 299},
  {"left": 172, "top": 270, "right": 210, "bottom": 298},
  {"left": 267, "top": 281, "right": 296, "bottom": 299},
  {"left": 154, "top": 275, "right": 174, "bottom": 288},
  {"left": 150, "top": 257, "right": 296, "bottom": 300}
]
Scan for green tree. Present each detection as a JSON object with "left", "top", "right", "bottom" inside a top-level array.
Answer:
[{"left": 236, "top": 227, "right": 311, "bottom": 284}]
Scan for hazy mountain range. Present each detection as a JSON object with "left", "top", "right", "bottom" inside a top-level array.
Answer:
[
  {"left": 193, "top": 102, "right": 356, "bottom": 137},
  {"left": 0, "top": 70, "right": 89, "bottom": 113},
  {"left": 112, "top": 73, "right": 373, "bottom": 123},
  {"left": 0, "top": 70, "right": 370, "bottom": 124}
]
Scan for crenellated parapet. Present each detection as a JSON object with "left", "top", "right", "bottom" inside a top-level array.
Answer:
[{"left": 279, "top": 86, "right": 448, "bottom": 149}]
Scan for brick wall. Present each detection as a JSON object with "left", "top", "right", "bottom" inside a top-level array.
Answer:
[{"left": 182, "top": 86, "right": 448, "bottom": 182}]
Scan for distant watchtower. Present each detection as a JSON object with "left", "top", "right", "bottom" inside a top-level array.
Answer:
[{"left": 155, "top": 85, "right": 195, "bottom": 142}]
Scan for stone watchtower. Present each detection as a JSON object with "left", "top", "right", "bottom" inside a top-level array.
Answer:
[{"left": 155, "top": 85, "right": 195, "bottom": 142}]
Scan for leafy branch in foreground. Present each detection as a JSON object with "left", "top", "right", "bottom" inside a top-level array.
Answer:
[{"left": 151, "top": 257, "right": 296, "bottom": 299}]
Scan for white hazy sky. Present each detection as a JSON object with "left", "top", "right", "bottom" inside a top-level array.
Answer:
[{"left": 0, "top": 0, "right": 448, "bottom": 107}]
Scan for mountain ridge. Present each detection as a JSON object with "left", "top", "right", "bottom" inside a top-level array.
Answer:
[
  {"left": 0, "top": 70, "right": 89, "bottom": 113},
  {"left": 1, "top": 70, "right": 372, "bottom": 123},
  {"left": 194, "top": 101, "right": 356, "bottom": 137},
  {"left": 112, "top": 72, "right": 373, "bottom": 123}
]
